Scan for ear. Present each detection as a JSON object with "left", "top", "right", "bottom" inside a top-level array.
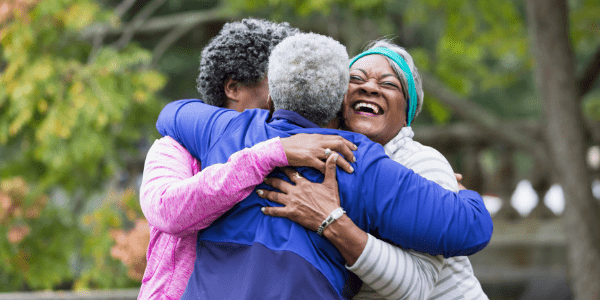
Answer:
[
  {"left": 224, "top": 78, "right": 240, "bottom": 100},
  {"left": 267, "top": 94, "right": 274, "bottom": 114}
]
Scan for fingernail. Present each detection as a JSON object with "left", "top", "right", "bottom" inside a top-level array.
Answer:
[
  {"left": 349, "top": 166, "right": 354, "bottom": 173},
  {"left": 333, "top": 153, "right": 339, "bottom": 162},
  {"left": 257, "top": 190, "right": 264, "bottom": 196},
  {"left": 353, "top": 144, "right": 358, "bottom": 150},
  {"left": 261, "top": 207, "right": 266, "bottom": 213},
  {"left": 352, "top": 156, "right": 357, "bottom": 163}
]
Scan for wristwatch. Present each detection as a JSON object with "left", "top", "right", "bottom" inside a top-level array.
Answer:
[{"left": 317, "top": 207, "right": 346, "bottom": 236}]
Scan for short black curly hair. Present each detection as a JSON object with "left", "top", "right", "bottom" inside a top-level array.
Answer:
[{"left": 196, "top": 19, "right": 300, "bottom": 107}]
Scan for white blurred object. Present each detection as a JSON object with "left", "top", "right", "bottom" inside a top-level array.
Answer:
[
  {"left": 593, "top": 179, "right": 600, "bottom": 200},
  {"left": 511, "top": 180, "right": 538, "bottom": 216},
  {"left": 482, "top": 195, "right": 502, "bottom": 215},
  {"left": 544, "top": 184, "right": 565, "bottom": 215},
  {"left": 588, "top": 146, "right": 600, "bottom": 169}
]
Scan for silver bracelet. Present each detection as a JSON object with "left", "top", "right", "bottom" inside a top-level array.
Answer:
[{"left": 317, "top": 207, "right": 346, "bottom": 236}]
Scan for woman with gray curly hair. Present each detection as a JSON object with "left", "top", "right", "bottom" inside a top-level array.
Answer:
[
  {"left": 267, "top": 32, "right": 349, "bottom": 126},
  {"left": 259, "top": 39, "right": 488, "bottom": 300}
]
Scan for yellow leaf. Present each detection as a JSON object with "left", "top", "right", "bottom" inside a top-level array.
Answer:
[
  {"left": 69, "top": 81, "right": 84, "bottom": 96},
  {"left": 133, "top": 90, "right": 147, "bottom": 103},
  {"left": 96, "top": 113, "right": 108, "bottom": 128},
  {"left": 12, "top": 82, "right": 34, "bottom": 99},
  {"left": 62, "top": 2, "right": 99, "bottom": 30},
  {"left": 31, "top": 63, "right": 53, "bottom": 81},
  {"left": 9, "top": 108, "right": 33, "bottom": 136},
  {"left": 38, "top": 100, "right": 48, "bottom": 113},
  {"left": 140, "top": 71, "right": 167, "bottom": 92},
  {"left": 72, "top": 95, "right": 86, "bottom": 109}
]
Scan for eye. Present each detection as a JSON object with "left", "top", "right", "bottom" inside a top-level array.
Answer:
[
  {"left": 350, "top": 75, "right": 364, "bottom": 81},
  {"left": 381, "top": 81, "right": 400, "bottom": 89}
]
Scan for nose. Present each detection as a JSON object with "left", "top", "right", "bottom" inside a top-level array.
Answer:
[{"left": 359, "top": 79, "right": 380, "bottom": 96}]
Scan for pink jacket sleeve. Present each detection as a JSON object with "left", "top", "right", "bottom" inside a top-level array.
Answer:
[{"left": 140, "top": 136, "right": 288, "bottom": 237}]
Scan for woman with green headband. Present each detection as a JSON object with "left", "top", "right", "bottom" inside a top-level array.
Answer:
[{"left": 260, "top": 39, "right": 488, "bottom": 300}]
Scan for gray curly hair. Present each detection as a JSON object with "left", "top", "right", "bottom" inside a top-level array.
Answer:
[
  {"left": 268, "top": 33, "right": 349, "bottom": 126},
  {"left": 196, "top": 19, "right": 300, "bottom": 107},
  {"left": 358, "top": 40, "right": 424, "bottom": 120}
]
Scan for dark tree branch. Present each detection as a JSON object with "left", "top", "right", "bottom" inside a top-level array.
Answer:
[
  {"left": 413, "top": 119, "right": 541, "bottom": 147},
  {"left": 578, "top": 45, "right": 600, "bottom": 97},
  {"left": 112, "top": 0, "right": 168, "bottom": 50},
  {"left": 88, "top": 0, "right": 138, "bottom": 64},
  {"left": 420, "top": 72, "right": 545, "bottom": 156},
  {"left": 114, "top": 0, "right": 137, "bottom": 18},
  {"left": 80, "top": 7, "right": 231, "bottom": 41},
  {"left": 150, "top": 22, "right": 200, "bottom": 68}
]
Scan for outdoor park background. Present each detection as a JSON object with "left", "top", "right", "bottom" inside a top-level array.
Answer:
[{"left": 1, "top": 0, "right": 599, "bottom": 299}]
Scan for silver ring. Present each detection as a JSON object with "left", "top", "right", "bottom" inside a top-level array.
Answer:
[{"left": 324, "top": 148, "right": 332, "bottom": 158}]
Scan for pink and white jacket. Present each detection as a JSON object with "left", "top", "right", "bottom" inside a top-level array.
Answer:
[{"left": 138, "top": 136, "right": 288, "bottom": 300}]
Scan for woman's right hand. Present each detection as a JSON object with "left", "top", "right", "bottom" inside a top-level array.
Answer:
[{"left": 279, "top": 134, "right": 357, "bottom": 174}]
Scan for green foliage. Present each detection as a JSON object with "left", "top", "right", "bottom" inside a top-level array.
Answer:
[
  {"left": 225, "top": 0, "right": 386, "bottom": 17},
  {"left": 424, "top": 97, "right": 452, "bottom": 124},
  {"left": 0, "top": 0, "right": 166, "bottom": 291},
  {"left": 407, "top": 0, "right": 528, "bottom": 97},
  {"left": 583, "top": 91, "right": 600, "bottom": 121},
  {"left": 75, "top": 189, "right": 142, "bottom": 290},
  {"left": 0, "top": 177, "right": 82, "bottom": 291},
  {"left": 0, "top": 0, "right": 166, "bottom": 194}
]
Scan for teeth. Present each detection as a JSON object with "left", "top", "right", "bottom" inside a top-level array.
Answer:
[{"left": 354, "top": 102, "right": 380, "bottom": 114}]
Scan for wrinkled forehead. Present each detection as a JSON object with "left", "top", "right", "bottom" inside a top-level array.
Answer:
[{"left": 349, "top": 55, "right": 396, "bottom": 76}]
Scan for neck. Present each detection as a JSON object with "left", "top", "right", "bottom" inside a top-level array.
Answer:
[{"left": 325, "top": 117, "right": 340, "bottom": 129}]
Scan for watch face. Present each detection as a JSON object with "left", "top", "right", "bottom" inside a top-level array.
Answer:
[{"left": 332, "top": 208, "right": 344, "bottom": 219}]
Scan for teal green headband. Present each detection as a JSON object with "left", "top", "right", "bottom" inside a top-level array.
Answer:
[{"left": 349, "top": 47, "right": 418, "bottom": 126}]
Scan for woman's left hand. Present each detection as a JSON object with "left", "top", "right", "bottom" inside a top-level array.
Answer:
[{"left": 257, "top": 152, "right": 341, "bottom": 232}]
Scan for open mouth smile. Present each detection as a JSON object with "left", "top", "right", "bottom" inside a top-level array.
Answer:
[{"left": 353, "top": 101, "right": 384, "bottom": 116}]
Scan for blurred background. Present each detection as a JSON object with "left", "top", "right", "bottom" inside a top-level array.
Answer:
[{"left": 0, "top": 0, "right": 599, "bottom": 299}]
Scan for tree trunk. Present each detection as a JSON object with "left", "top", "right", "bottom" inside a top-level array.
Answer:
[{"left": 526, "top": 0, "right": 600, "bottom": 298}]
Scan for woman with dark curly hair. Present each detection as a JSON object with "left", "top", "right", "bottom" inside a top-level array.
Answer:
[
  {"left": 138, "top": 19, "right": 358, "bottom": 300},
  {"left": 196, "top": 19, "right": 294, "bottom": 109}
]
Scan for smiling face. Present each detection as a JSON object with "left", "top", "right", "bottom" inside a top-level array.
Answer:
[{"left": 342, "top": 55, "right": 407, "bottom": 146}]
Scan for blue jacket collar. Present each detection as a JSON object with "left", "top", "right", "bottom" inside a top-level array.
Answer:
[{"left": 271, "top": 110, "right": 320, "bottom": 129}]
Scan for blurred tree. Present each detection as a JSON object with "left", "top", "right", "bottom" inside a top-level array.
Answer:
[
  {"left": 0, "top": 177, "right": 76, "bottom": 291},
  {"left": 0, "top": 0, "right": 166, "bottom": 290},
  {"left": 526, "top": 0, "right": 600, "bottom": 298},
  {"left": 0, "top": 0, "right": 166, "bottom": 195}
]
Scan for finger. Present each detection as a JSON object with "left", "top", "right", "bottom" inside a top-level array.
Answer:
[
  {"left": 334, "top": 155, "right": 353, "bottom": 174},
  {"left": 324, "top": 137, "right": 356, "bottom": 164},
  {"left": 263, "top": 177, "right": 292, "bottom": 194},
  {"left": 455, "top": 173, "right": 463, "bottom": 182},
  {"left": 336, "top": 136, "right": 358, "bottom": 151},
  {"left": 281, "top": 167, "right": 307, "bottom": 184},
  {"left": 261, "top": 206, "right": 290, "bottom": 218},
  {"left": 256, "top": 189, "right": 288, "bottom": 205},
  {"left": 313, "top": 160, "right": 326, "bottom": 174},
  {"left": 322, "top": 153, "right": 339, "bottom": 187}
]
